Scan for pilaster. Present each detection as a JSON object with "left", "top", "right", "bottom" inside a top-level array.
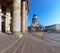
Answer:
[
  {"left": 21, "top": 1, "right": 26, "bottom": 32},
  {"left": 5, "top": 8, "right": 11, "bottom": 33},
  {"left": 0, "top": 5, "right": 2, "bottom": 32}
]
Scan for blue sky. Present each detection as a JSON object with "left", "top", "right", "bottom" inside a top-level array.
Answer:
[{"left": 28, "top": 0, "right": 60, "bottom": 26}]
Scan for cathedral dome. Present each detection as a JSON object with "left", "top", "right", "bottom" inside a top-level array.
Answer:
[
  {"left": 32, "top": 14, "right": 39, "bottom": 26},
  {"left": 32, "top": 14, "right": 38, "bottom": 20}
]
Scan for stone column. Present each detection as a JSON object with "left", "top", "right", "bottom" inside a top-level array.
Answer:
[
  {"left": 13, "top": 0, "right": 21, "bottom": 35},
  {"left": 25, "top": 10, "right": 28, "bottom": 32},
  {"left": 0, "top": 5, "right": 2, "bottom": 32},
  {"left": 5, "top": 9, "right": 11, "bottom": 33},
  {"left": 22, "top": 1, "right": 26, "bottom": 32}
]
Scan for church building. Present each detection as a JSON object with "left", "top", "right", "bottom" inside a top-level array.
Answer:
[{"left": 28, "top": 14, "right": 44, "bottom": 32}]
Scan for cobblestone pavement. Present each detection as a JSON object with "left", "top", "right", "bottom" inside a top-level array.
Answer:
[
  {"left": 0, "top": 32, "right": 60, "bottom": 53},
  {"left": 43, "top": 32, "right": 60, "bottom": 46}
]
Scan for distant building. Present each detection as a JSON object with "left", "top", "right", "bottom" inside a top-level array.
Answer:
[
  {"left": 45, "top": 24, "right": 60, "bottom": 32},
  {"left": 28, "top": 14, "right": 44, "bottom": 32}
]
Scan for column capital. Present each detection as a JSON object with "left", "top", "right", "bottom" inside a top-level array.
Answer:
[{"left": 6, "top": 8, "right": 11, "bottom": 17}]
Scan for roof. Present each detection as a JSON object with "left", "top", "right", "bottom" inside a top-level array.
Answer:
[{"left": 0, "top": 0, "right": 29, "bottom": 12}]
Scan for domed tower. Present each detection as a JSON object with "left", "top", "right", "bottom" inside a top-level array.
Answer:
[{"left": 32, "top": 14, "right": 39, "bottom": 26}]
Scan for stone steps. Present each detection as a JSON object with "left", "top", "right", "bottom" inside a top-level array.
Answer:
[
  {"left": 3, "top": 39, "right": 20, "bottom": 53},
  {"left": 3, "top": 33, "right": 26, "bottom": 53},
  {"left": 0, "top": 32, "right": 29, "bottom": 53},
  {"left": 0, "top": 33, "right": 27, "bottom": 53},
  {"left": 0, "top": 33, "right": 20, "bottom": 53},
  {"left": 14, "top": 33, "right": 28, "bottom": 53}
]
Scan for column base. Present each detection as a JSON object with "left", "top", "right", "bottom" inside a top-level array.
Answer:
[
  {"left": 21, "top": 31, "right": 26, "bottom": 33},
  {"left": 25, "top": 30, "right": 28, "bottom": 32},
  {"left": 12, "top": 31, "right": 20, "bottom": 34},
  {"left": 12, "top": 31, "right": 22, "bottom": 37},
  {"left": 21, "top": 32, "right": 26, "bottom": 33},
  {"left": 21, "top": 29, "right": 26, "bottom": 33},
  {"left": 0, "top": 31, "right": 2, "bottom": 33},
  {"left": 5, "top": 30, "right": 11, "bottom": 33}
]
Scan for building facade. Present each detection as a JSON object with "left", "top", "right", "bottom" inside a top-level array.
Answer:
[
  {"left": 0, "top": 0, "right": 29, "bottom": 35},
  {"left": 45, "top": 24, "right": 60, "bottom": 32},
  {"left": 28, "top": 14, "right": 44, "bottom": 32}
]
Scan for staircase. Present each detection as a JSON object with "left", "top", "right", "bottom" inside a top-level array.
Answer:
[{"left": 0, "top": 32, "right": 27, "bottom": 53}]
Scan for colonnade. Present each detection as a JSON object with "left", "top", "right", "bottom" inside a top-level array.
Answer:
[{"left": 0, "top": 0, "right": 28, "bottom": 35}]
